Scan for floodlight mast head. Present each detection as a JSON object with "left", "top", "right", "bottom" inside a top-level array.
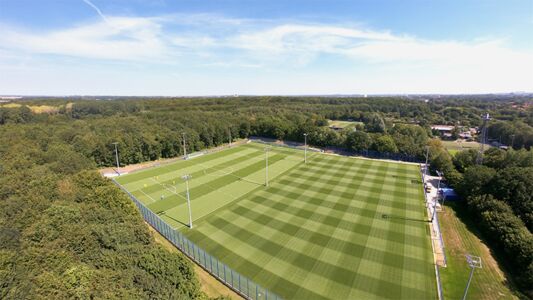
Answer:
[
  {"left": 462, "top": 254, "right": 482, "bottom": 300},
  {"left": 466, "top": 254, "right": 482, "bottom": 269}
]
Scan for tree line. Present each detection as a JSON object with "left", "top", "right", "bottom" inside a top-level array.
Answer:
[{"left": 1, "top": 95, "right": 532, "bottom": 297}]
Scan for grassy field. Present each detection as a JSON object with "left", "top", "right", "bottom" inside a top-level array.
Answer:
[
  {"left": 328, "top": 119, "right": 363, "bottom": 129},
  {"left": 439, "top": 203, "right": 518, "bottom": 299},
  {"left": 116, "top": 142, "right": 436, "bottom": 299},
  {"left": 0, "top": 102, "right": 62, "bottom": 113},
  {"left": 440, "top": 140, "right": 487, "bottom": 156}
]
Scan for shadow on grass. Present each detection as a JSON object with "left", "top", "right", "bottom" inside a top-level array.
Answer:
[
  {"left": 381, "top": 213, "right": 428, "bottom": 223},
  {"left": 157, "top": 211, "right": 189, "bottom": 228},
  {"left": 442, "top": 201, "right": 525, "bottom": 299}
]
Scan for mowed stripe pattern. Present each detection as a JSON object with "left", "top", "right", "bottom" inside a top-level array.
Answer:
[
  {"left": 116, "top": 143, "right": 306, "bottom": 229},
  {"left": 184, "top": 151, "right": 436, "bottom": 299},
  {"left": 116, "top": 143, "right": 436, "bottom": 299}
]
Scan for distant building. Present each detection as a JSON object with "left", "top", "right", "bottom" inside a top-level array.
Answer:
[
  {"left": 439, "top": 188, "right": 460, "bottom": 201},
  {"left": 431, "top": 125, "right": 454, "bottom": 139},
  {"left": 431, "top": 125, "right": 454, "bottom": 133},
  {"left": 459, "top": 132, "right": 472, "bottom": 140}
]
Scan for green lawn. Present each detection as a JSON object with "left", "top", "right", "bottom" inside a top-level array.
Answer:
[
  {"left": 116, "top": 142, "right": 436, "bottom": 299},
  {"left": 328, "top": 119, "right": 363, "bottom": 129},
  {"left": 440, "top": 140, "right": 487, "bottom": 154},
  {"left": 439, "top": 203, "right": 518, "bottom": 299}
]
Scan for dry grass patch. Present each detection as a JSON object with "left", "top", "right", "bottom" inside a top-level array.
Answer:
[{"left": 439, "top": 203, "right": 518, "bottom": 299}]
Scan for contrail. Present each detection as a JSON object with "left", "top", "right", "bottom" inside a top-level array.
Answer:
[{"left": 82, "top": 0, "right": 109, "bottom": 23}]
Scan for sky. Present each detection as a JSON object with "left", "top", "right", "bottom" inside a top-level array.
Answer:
[{"left": 0, "top": 0, "right": 532, "bottom": 95}]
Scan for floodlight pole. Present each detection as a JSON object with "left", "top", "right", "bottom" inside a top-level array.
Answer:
[
  {"left": 265, "top": 147, "right": 270, "bottom": 187},
  {"left": 182, "top": 132, "right": 187, "bottom": 158},
  {"left": 304, "top": 133, "right": 308, "bottom": 163},
  {"left": 431, "top": 170, "right": 442, "bottom": 222},
  {"left": 462, "top": 255, "right": 482, "bottom": 300},
  {"left": 424, "top": 146, "right": 429, "bottom": 181},
  {"left": 229, "top": 128, "right": 232, "bottom": 148},
  {"left": 462, "top": 266, "right": 475, "bottom": 300},
  {"left": 112, "top": 142, "right": 120, "bottom": 175},
  {"left": 182, "top": 174, "right": 193, "bottom": 229}
]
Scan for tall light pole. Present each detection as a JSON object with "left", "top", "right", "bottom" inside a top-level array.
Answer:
[
  {"left": 228, "top": 128, "right": 232, "bottom": 148},
  {"left": 265, "top": 146, "right": 270, "bottom": 187},
  {"left": 303, "top": 133, "right": 308, "bottom": 163},
  {"left": 424, "top": 145, "right": 430, "bottom": 182},
  {"left": 462, "top": 255, "right": 482, "bottom": 300},
  {"left": 112, "top": 142, "right": 120, "bottom": 175},
  {"left": 431, "top": 170, "right": 442, "bottom": 222},
  {"left": 182, "top": 174, "right": 193, "bottom": 229},
  {"left": 182, "top": 132, "right": 187, "bottom": 159}
]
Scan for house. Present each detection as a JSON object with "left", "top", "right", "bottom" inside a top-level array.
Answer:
[{"left": 431, "top": 125, "right": 454, "bottom": 133}]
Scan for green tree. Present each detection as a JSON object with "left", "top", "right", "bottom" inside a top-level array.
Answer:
[
  {"left": 455, "top": 165, "right": 496, "bottom": 197},
  {"left": 373, "top": 135, "right": 398, "bottom": 153},
  {"left": 345, "top": 131, "right": 372, "bottom": 151},
  {"left": 489, "top": 167, "right": 533, "bottom": 230},
  {"left": 452, "top": 149, "right": 478, "bottom": 172}
]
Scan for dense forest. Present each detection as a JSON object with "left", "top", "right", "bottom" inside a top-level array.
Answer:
[
  {"left": 0, "top": 118, "right": 206, "bottom": 298},
  {"left": 1, "top": 95, "right": 532, "bottom": 298}
]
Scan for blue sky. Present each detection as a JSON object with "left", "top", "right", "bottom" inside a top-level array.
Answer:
[{"left": 0, "top": 0, "right": 532, "bottom": 95}]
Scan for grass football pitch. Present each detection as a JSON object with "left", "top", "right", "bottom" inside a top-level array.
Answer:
[{"left": 116, "top": 142, "right": 436, "bottom": 299}]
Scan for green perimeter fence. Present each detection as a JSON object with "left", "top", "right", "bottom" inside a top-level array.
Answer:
[{"left": 112, "top": 178, "right": 282, "bottom": 300}]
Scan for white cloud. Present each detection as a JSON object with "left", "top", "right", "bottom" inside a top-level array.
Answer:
[
  {"left": 0, "top": 16, "right": 170, "bottom": 61},
  {"left": 0, "top": 12, "right": 531, "bottom": 94}
]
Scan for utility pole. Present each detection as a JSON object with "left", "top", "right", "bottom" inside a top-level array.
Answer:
[
  {"left": 511, "top": 134, "right": 515, "bottom": 149},
  {"left": 182, "top": 132, "right": 187, "bottom": 159},
  {"left": 462, "top": 255, "right": 482, "bottom": 300},
  {"left": 477, "top": 113, "right": 490, "bottom": 165},
  {"left": 182, "top": 174, "right": 193, "bottom": 229},
  {"left": 304, "top": 133, "right": 308, "bottom": 163},
  {"left": 112, "top": 142, "right": 120, "bottom": 175},
  {"left": 265, "top": 146, "right": 270, "bottom": 187}
]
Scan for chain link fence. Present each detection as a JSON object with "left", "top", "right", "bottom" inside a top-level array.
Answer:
[{"left": 112, "top": 179, "right": 282, "bottom": 300}]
